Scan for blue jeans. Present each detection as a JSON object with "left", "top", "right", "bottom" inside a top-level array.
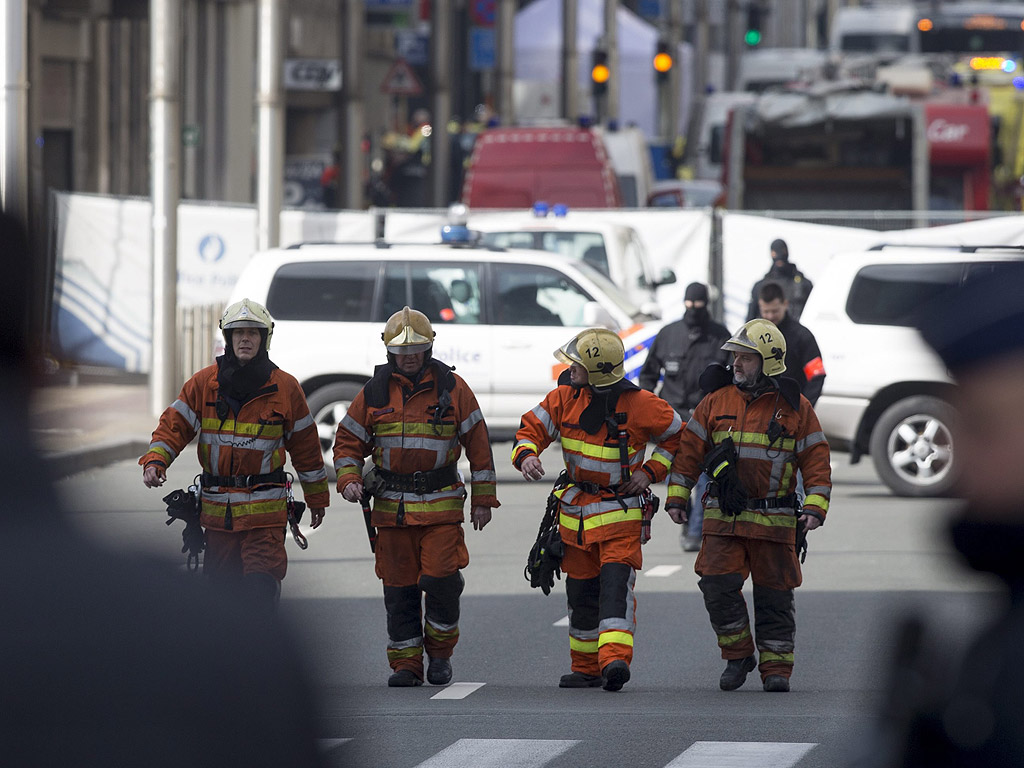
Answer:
[{"left": 684, "top": 473, "right": 709, "bottom": 542}]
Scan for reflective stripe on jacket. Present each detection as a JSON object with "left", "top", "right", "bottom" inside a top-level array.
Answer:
[
  {"left": 512, "top": 384, "right": 682, "bottom": 544},
  {"left": 666, "top": 381, "right": 831, "bottom": 543},
  {"left": 139, "top": 364, "right": 330, "bottom": 531},
  {"left": 333, "top": 366, "right": 499, "bottom": 526}
]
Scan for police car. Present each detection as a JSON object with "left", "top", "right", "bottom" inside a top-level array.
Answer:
[
  {"left": 226, "top": 227, "right": 663, "bottom": 448},
  {"left": 802, "top": 245, "right": 1024, "bottom": 497}
]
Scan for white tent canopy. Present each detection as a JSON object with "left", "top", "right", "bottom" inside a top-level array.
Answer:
[{"left": 514, "top": 0, "right": 692, "bottom": 140}]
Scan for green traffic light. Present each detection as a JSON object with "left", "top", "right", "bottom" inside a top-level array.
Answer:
[{"left": 744, "top": 29, "right": 762, "bottom": 46}]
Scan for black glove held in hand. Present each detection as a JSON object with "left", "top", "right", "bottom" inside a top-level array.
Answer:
[{"left": 702, "top": 437, "right": 749, "bottom": 516}]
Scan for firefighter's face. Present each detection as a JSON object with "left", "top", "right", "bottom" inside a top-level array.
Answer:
[
  {"left": 232, "top": 327, "right": 262, "bottom": 364},
  {"left": 569, "top": 362, "right": 589, "bottom": 387},
  {"left": 394, "top": 351, "right": 425, "bottom": 375},
  {"left": 732, "top": 351, "right": 762, "bottom": 385}
]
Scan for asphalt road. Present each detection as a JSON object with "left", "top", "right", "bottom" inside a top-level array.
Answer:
[{"left": 58, "top": 449, "right": 1002, "bottom": 768}]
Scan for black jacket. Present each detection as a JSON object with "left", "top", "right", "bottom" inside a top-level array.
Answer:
[
  {"left": 639, "top": 317, "right": 731, "bottom": 414},
  {"left": 776, "top": 312, "right": 825, "bottom": 406},
  {"left": 747, "top": 263, "right": 814, "bottom": 321}
]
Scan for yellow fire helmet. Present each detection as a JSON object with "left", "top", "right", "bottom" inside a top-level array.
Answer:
[
  {"left": 553, "top": 327, "right": 625, "bottom": 388},
  {"left": 382, "top": 306, "right": 435, "bottom": 355},
  {"left": 722, "top": 318, "right": 786, "bottom": 377},
  {"left": 220, "top": 298, "right": 274, "bottom": 351}
]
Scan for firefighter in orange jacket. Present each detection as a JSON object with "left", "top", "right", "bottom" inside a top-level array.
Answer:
[
  {"left": 666, "top": 318, "right": 831, "bottom": 693},
  {"left": 513, "top": 328, "right": 683, "bottom": 692},
  {"left": 334, "top": 307, "right": 499, "bottom": 688},
  {"left": 140, "top": 299, "right": 329, "bottom": 609}
]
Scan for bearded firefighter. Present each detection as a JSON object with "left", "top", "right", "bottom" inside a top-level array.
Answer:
[{"left": 333, "top": 307, "right": 499, "bottom": 687}]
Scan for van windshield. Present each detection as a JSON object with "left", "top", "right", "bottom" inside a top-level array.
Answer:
[{"left": 481, "top": 230, "right": 612, "bottom": 278}]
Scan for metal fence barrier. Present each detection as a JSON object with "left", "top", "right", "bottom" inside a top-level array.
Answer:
[{"left": 177, "top": 304, "right": 221, "bottom": 386}]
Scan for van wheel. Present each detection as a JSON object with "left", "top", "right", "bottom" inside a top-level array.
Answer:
[
  {"left": 868, "top": 396, "right": 956, "bottom": 497},
  {"left": 306, "top": 382, "right": 364, "bottom": 454}
]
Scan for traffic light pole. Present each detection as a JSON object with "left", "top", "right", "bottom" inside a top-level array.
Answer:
[
  {"left": 561, "top": 0, "right": 578, "bottom": 122},
  {"left": 604, "top": 0, "right": 619, "bottom": 125}
]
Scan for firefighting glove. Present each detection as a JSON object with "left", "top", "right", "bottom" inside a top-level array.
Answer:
[
  {"left": 701, "top": 437, "right": 749, "bottom": 517},
  {"left": 525, "top": 525, "right": 565, "bottom": 596}
]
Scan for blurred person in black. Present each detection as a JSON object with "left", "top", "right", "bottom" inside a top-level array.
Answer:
[
  {"left": 867, "top": 262, "right": 1024, "bottom": 768},
  {"left": 0, "top": 213, "right": 327, "bottom": 768},
  {"left": 755, "top": 281, "right": 826, "bottom": 407},
  {"left": 746, "top": 238, "right": 814, "bottom": 321},
  {"left": 639, "top": 282, "right": 730, "bottom": 551}
]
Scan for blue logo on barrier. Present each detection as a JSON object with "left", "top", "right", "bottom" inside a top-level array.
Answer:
[{"left": 198, "top": 234, "right": 226, "bottom": 263}]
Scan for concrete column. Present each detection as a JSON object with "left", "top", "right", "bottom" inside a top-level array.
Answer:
[
  {"left": 497, "top": 0, "right": 515, "bottom": 124},
  {"left": 604, "top": 0, "right": 618, "bottom": 124},
  {"left": 341, "top": 0, "right": 365, "bottom": 209},
  {"left": 560, "top": 0, "right": 577, "bottom": 122},
  {"left": 256, "top": 0, "right": 284, "bottom": 250},
  {"left": 430, "top": 0, "right": 452, "bottom": 206}
]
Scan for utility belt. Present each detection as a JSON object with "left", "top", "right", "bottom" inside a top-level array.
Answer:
[
  {"left": 707, "top": 487, "right": 798, "bottom": 512},
  {"left": 200, "top": 469, "right": 287, "bottom": 489},
  {"left": 572, "top": 480, "right": 624, "bottom": 497},
  {"left": 373, "top": 464, "right": 460, "bottom": 495}
]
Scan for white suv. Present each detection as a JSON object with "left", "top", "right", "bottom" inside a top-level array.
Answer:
[
  {"left": 802, "top": 245, "right": 1023, "bottom": 497},
  {"left": 226, "top": 233, "right": 662, "bottom": 449}
]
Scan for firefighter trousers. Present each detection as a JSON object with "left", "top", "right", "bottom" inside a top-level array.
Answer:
[
  {"left": 695, "top": 533, "right": 802, "bottom": 680},
  {"left": 562, "top": 535, "right": 642, "bottom": 677},
  {"left": 376, "top": 523, "right": 469, "bottom": 677}
]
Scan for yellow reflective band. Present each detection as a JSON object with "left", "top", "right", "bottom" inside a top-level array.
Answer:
[
  {"left": 372, "top": 497, "right": 466, "bottom": 515},
  {"left": 201, "top": 499, "right": 286, "bottom": 518},
  {"left": 712, "top": 430, "right": 796, "bottom": 451},
  {"left": 712, "top": 461, "right": 729, "bottom": 478},
  {"left": 650, "top": 452, "right": 671, "bottom": 469},
  {"left": 598, "top": 631, "right": 634, "bottom": 648},
  {"left": 666, "top": 486, "right": 692, "bottom": 503},
  {"left": 425, "top": 624, "right": 459, "bottom": 641},
  {"left": 337, "top": 465, "right": 361, "bottom": 477},
  {"left": 472, "top": 482, "right": 496, "bottom": 496},
  {"left": 200, "top": 418, "right": 282, "bottom": 438},
  {"left": 149, "top": 446, "right": 172, "bottom": 463},
  {"left": 387, "top": 646, "right": 423, "bottom": 660},
  {"left": 559, "top": 507, "right": 643, "bottom": 531},
  {"left": 302, "top": 480, "right": 329, "bottom": 496},
  {"left": 375, "top": 422, "right": 457, "bottom": 437},
  {"left": 705, "top": 508, "right": 798, "bottom": 528},
  {"left": 717, "top": 626, "right": 752, "bottom": 647},
  {"left": 512, "top": 442, "right": 539, "bottom": 462},
  {"left": 569, "top": 637, "right": 599, "bottom": 653},
  {"left": 804, "top": 494, "right": 829, "bottom": 511},
  {"left": 561, "top": 437, "right": 636, "bottom": 461},
  {"left": 758, "top": 650, "right": 793, "bottom": 664}
]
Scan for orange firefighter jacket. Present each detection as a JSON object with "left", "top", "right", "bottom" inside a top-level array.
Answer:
[
  {"left": 333, "top": 362, "right": 499, "bottom": 527},
  {"left": 512, "top": 381, "right": 683, "bottom": 545},
  {"left": 666, "top": 371, "right": 831, "bottom": 544},
  {"left": 139, "top": 364, "right": 330, "bottom": 532}
]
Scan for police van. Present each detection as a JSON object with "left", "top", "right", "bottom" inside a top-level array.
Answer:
[{"left": 225, "top": 229, "right": 663, "bottom": 448}]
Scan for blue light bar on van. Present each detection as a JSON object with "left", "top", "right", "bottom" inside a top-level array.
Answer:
[
  {"left": 532, "top": 201, "right": 550, "bottom": 217},
  {"left": 441, "top": 224, "right": 475, "bottom": 244},
  {"left": 552, "top": 204, "right": 569, "bottom": 217}
]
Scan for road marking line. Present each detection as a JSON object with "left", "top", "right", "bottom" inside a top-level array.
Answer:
[
  {"left": 645, "top": 564, "right": 683, "bottom": 577},
  {"left": 316, "top": 738, "right": 351, "bottom": 753},
  {"left": 664, "top": 741, "right": 817, "bottom": 767},
  {"left": 553, "top": 616, "right": 569, "bottom": 626},
  {"left": 412, "top": 738, "right": 579, "bottom": 767},
  {"left": 430, "top": 682, "right": 485, "bottom": 700}
]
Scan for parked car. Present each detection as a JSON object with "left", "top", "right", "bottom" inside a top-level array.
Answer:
[
  {"left": 802, "top": 244, "right": 1024, "bottom": 497},
  {"left": 225, "top": 230, "right": 663, "bottom": 449}
]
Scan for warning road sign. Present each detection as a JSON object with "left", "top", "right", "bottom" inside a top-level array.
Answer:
[{"left": 380, "top": 59, "right": 423, "bottom": 96}]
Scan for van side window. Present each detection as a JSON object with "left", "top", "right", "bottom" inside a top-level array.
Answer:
[
  {"left": 846, "top": 263, "right": 962, "bottom": 326},
  {"left": 382, "top": 262, "right": 482, "bottom": 325},
  {"left": 492, "top": 264, "right": 594, "bottom": 327},
  {"left": 266, "top": 261, "right": 378, "bottom": 321}
]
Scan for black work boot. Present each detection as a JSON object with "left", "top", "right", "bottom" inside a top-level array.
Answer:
[
  {"left": 763, "top": 675, "right": 790, "bottom": 692},
  {"left": 719, "top": 656, "right": 757, "bottom": 691},
  {"left": 602, "top": 660, "right": 631, "bottom": 692},
  {"left": 427, "top": 657, "right": 453, "bottom": 685},
  {"left": 388, "top": 669, "right": 423, "bottom": 687},
  {"left": 559, "top": 671, "right": 603, "bottom": 688}
]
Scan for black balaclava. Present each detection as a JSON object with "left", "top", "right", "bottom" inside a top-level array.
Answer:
[
  {"left": 683, "top": 282, "right": 710, "bottom": 328},
  {"left": 217, "top": 328, "right": 276, "bottom": 404},
  {"left": 769, "top": 239, "right": 796, "bottom": 278}
]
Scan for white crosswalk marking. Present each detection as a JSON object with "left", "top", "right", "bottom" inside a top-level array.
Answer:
[
  {"left": 412, "top": 738, "right": 579, "bottom": 768},
  {"left": 430, "top": 682, "right": 486, "bottom": 700},
  {"left": 644, "top": 564, "right": 683, "bottom": 577},
  {"left": 664, "top": 741, "right": 816, "bottom": 767},
  {"left": 316, "top": 738, "right": 351, "bottom": 753}
]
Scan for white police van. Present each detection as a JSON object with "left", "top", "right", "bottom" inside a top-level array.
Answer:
[{"left": 226, "top": 226, "right": 663, "bottom": 448}]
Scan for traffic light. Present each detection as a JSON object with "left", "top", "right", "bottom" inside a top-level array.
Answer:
[
  {"left": 653, "top": 40, "right": 673, "bottom": 84},
  {"left": 744, "top": 2, "right": 763, "bottom": 47},
  {"left": 591, "top": 47, "right": 610, "bottom": 98}
]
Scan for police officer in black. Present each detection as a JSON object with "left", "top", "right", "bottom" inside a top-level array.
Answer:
[
  {"left": 746, "top": 238, "right": 814, "bottom": 321},
  {"left": 755, "top": 281, "right": 826, "bottom": 407},
  {"left": 639, "top": 282, "right": 730, "bottom": 551}
]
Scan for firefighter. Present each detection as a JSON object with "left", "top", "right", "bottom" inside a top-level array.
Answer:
[
  {"left": 334, "top": 306, "right": 499, "bottom": 688},
  {"left": 513, "top": 328, "right": 683, "bottom": 692},
  {"left": 140, "top": 299, "right": 329, "bottom": 610},
  {"left": 666, "top": 319, "right": 831, "bottom": 692}
]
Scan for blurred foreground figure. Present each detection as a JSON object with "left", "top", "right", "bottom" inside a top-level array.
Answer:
[
  {"left": 871, "top": 263, "right": 1024, "bottom": 767},
  {"left": 0, "top": 214, "right": 326, "bottom": 767}
]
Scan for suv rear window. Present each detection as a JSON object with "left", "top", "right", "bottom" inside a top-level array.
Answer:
[
  {"left": 267, "top": 261, "right": 378, "bottom": 321},
  {"left": 846, "top": 263, "right": 962, "bottom": 326}
]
